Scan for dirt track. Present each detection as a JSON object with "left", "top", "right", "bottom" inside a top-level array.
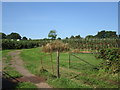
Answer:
[{"left": 9, "top": 50, "right": 51, "bottom": 88}]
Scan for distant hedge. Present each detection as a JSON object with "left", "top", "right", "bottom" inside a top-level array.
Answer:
[
  {"left": 2, "top": 38, "right": 119, "bottom": 50},
  {"left": 63, "top": 38, "right": 119, "bottom": 50},
  {"left": 2, "top": 39, "right": 49, "bottom": 50}
]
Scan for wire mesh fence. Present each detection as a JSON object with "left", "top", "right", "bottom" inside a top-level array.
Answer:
[{"left": 40, "top": 51, "right": 101, "bottom": 77}]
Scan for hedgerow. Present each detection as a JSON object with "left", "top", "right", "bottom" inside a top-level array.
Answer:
[
  {"left": 96, "top": 48, "right": 120, "bottom": 73},
  {"left": 2, "top": 39, "right": 49, "bottom": 50},
  {"left": 63, "top": 38, "right": 119, "bottom": 50},
  {"left": 2, "top": 38, "right": 119, "bottom": 50}
]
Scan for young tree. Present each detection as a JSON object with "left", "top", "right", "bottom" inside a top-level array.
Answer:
[
  {"left": 48, "top": 30, "right": 57, "bottom": 40},
  {"left": 42, "top": 40, "right": 69, "bottom": 78}
]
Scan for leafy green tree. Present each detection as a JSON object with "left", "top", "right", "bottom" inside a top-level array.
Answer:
[
  {"left": 70, "top": 35, "right": 74, "bottom": 39},
  {"left": 95, "top": 30, "right": 117, "bottom": 38},
  {"left": 65, "top": 37, "right": 69, "bottom": 39},
  {"left": 22, "top": 36, "right": 28, "bottom": 40},
  {"left": 43, "top": 38, "right": 48, "bottom": 40},
  {"left": 119, "top": 35, "right": 120, "bottom": 38},
  {"left": 85, "top": 35, "right": 94, "bottom": 39},
  {"left": 48, "top": 30, "right": 57, "bottom": 40},
  {"left": 0, "top": 32, "right": 6, "bottom": 39},
  {"left": 29, "top": 38, "right": 32, "bottom": 40},
  {"left": 6, "top": 32, "right": 21, "bottom": 40},
  {"left": 75, "top": 35, "right": 81, "bottom": 39},
  {"left": 57, "top": 37, "right": 61, "bottom": 40}
]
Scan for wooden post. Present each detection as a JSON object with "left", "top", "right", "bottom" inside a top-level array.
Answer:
[
  {"left": 57, "top": 50, "right": 60, "bottom": 78},
  {"left": 50, "top": 53, "right": 54, "bottom": 75},
  {"left": 40, "top": 56, "right": 43, "bottom": 69},
  {"left": 69, "top": 53, "right": 70, "bottom": 68}
]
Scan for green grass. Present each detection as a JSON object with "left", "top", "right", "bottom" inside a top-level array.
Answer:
[
  {"left": 15, "top": 82, "right": 37, "bottom": 88},
  {"left": 48, "top": 77, "right": 90, "bottom": 88},
  {"left": 20, "top": 47, "right": 119, "bottom": 88}
]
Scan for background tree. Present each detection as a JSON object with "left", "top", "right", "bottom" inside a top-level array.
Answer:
[
  {"left": 6, "top": 32, "right": 21, "bottom": 40},
  {"left": 95, "top": 30, "right": 117, "bottom": 38},
  {"left": 85, "top": 35, "right": 94, "bottom": 39},
  {"left": 65, "top": 37, "right": 69, "bottom": 39},
  {"left": 29, "top": 38, "right": 32, "bottom": 40},
  {"left": 57, "top": 37, "right": 61, "bottom": 40},
  {"left": 48, "top": 30, "right": 57, "bottom": 40},
  {"left": 22, "top": 36, "right": 28, "bottom": 40},
  {"left": 42, "top": 40, "right": 69, "bottom": 78},
  {"left": 70, "top": 35, "right": 74, "bottom": 39},
  {"left": 119, "top": 35, "right": 120, "bottom": 39},
  {"left": 75, "top": 35, "right": 81, "bottom": 39},
  {"left": 0, "top": 32, "right": 6, "bottom": 39}
]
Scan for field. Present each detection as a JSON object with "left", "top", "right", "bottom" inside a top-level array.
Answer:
[{"left": 19, "top": 47, "right": 119, "bottom": 88}]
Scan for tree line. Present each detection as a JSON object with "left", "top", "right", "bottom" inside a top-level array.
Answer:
[
  {"left": 0, "top": 30, "right": 119, "bottom": 40},
  {"left": 68, "top": 30, "right": 119, "bottom": 39},
  {"left": 48, "top": 30, "right": 119, "bottom": 39},
  {"left": 0, "top": 32, "right": 28, "bottom": 40}
]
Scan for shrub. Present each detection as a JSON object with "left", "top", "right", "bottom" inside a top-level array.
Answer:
[{"left": 96, "top": 48, "right": 120, "bottom": 73}]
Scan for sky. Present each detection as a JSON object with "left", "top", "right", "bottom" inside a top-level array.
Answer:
[{"left": 2, "top": 2, "right": 118, "bottom": 39}]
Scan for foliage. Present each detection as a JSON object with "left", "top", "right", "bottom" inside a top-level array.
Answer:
[
  {"left": 85, "top": 35, "right": 94, "bottom": 39},
  {"left": 65, "top": 37, "right": 69, "bottom": 39},
  {"left": 70, "top": 35, "right": 74, "bottom": 39},
  {"left": 0, "top": 32, "right": 6, "bottom": 39},
  {"left": 42, "top": 40, "right": 69, "bottom": 52},
  {"left": 2, "top": 39, "right": 49, "bottom": 50},
  {"left": 48, "top": 30, "right": 57, "bottom": 39},
  {"left": 6, "top": 32, "right": 21, "bottom": 40},
  {"left": 75, "top": 35, "right": 81, "bottom": 39},
  {"left": 57, "top": 37, "right": 61, "bottom": 40},
  {"left": 2, "top": 38, "right": 119, "bottom": 51},
  {"left": 22, "top": 36, "right": 28, "bottom": 40},
  {"left": 96, "top": 48, "right": 120, "bottom": 73},
  {"left": 63, "top": 38, "right": 119, "bottom": 50},
  {"left": 95, "top": 30, "right": 117, "bottom": 38}
]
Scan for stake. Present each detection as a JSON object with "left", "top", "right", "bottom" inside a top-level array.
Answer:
[
  {"left": 57, "top": 50, "right": 60, "bottom": 78},
  {"left": 69, "top": 53, "right": 70, "bottom": 68},
  {"left": 50, "top": 53, "right": 54, "bottom": 75},
  {"left": 40, "top": 56, "right": 43, "bottom": 69}
]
